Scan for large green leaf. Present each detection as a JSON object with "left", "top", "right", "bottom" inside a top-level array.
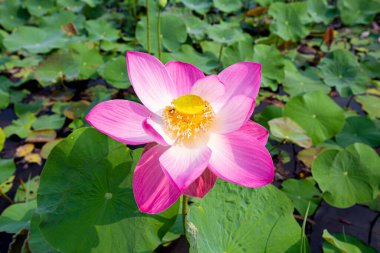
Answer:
[
  {"left": 355, "top": 95, "right": 380, "bottom": 119},
  {"left": 319, "top": 49, "right": 370, "bottom": 97},
  {"left": 253, "top": 44, "right": 285, "bottom": 88},
  {"left": 269, "top": 2, "right": 310, "bottom": 41},
  {"left": 37, "top": 128, "right": 179, "bottom": 253},
  {"left": 337, "top": 0, "right": 380, "bottom": 25},
  {"left": 213, "top": 0, "right": 242, "bottom": 13},
  {"left": 312, "top": 143, "right": 380, "bottom": 208},
  {"left": 4, "top": 113, "right": 37, "bottom": 138},
  {"left": 160, "top": 13, "right": 188, "bottom": 52},
  {"left": 335, "top": 116, "right": 380, "bottom": 147},
  {"left": 283, "top": 91, "right": 345, "bottom": 144},
  {"left": 283, "top": 63, "right": 330, "bottom": 97},
  {"left": 69, "top": 42, "right": 104, "bottom": 79},
  {"left": 281, "top": 178, "right": 321, "bottom": 217},
  {"left": 25, "top": 0, "right": 55, "bottom": 17},
  {"left": 268, "top": 117, "right": 312, "bottom": 148},
  {"left": 0, "top": 159, "right": 16, "bottom": 183},
  {"left": 167, "top": 45, "right": 218, "bottom": 74},
  {"left": 32, "top": 115, "right": 66, "bottom": 131},
  {"left": 85, "top": 19, "right": 120, "bottom": 42},
  {"left": 180, "top": 0, "right": 212, "bottom": 14},
  {"left": 306, "top": 0, "right": 334, "bottom": 24},
  {"left": 323, "top": 231, "right": 377, "bottom": 253},
  {"left": 186, "top": 181, "right": 304, "bottom": 252},
  {"left": 3, "top": 26, "right": 67, "bottom": 54},
  {"left": 206, "top": 22, "right": 245, "bottom": 45},
  {"left": 35, "top": 49, "right": 80, "bottom": 86},
  {"left": 98, "top": 56, "right": 130, "bottom": 89},
  {"left": 0, "top": 0, "right": 29, "bottom": 30},
  {"left": 29, "top": 214, "right": 58, "bottom": 253},
  {"left": 0, "top": 201, "right": 37, "bottom": 233}
]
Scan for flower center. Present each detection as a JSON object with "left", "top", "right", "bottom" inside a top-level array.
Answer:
[{"left": 163, "top": 94, "right": 215, "bottom": 146}]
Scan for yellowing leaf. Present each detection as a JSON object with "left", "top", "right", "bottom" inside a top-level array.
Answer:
[
  {"left": 15, "top": 144, "right": 34, "bottom": 157},
  {"left": 24, "top": 153, "right": 42, "bottom": 165},
  {"left": 26, "top": 129, "right": 57, "bottom": 143}
]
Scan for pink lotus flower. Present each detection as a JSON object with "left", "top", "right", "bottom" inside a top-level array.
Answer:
[{"left": 86, "top": 51, "right": 274, "bottom": 214}]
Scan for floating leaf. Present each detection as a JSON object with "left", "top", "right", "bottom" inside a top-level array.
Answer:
[
  {"left": 15, "top": 176, "right": 40, "bottom": 202},
  {"left": 180, "top": 0, "right": 212, "bottom": 14},
  {"left": 69, "top": 42, "right": 104, "bottom": 79},
  {"left": 15, "top": 144, "right": 35, "bottom": 157},
  {"left": 281, "top": 178, "right": 321, "bottom": 216},
  {"left": 26, "top": 130, "right": 57, "bottom": 143},
  {"left": 319, "top": 49, "right": 370, "bottom": 97},
  {"left": 0, "top": 0, "right": 29, "bottom": 30},
  {"left": 3, "top": 26, "right": 67, "bottom": 54},
  {"left": 337, "top": 0, "right": 380, "bottom": 25},
  {"left": 355, "top": 95, "right": 380, "bottom": 119},
  {"left": 24, "top": 153, "right": 42, "bottom": 165},
  {"left": 269, "top": 117, "right": 312, "bottom": 148},
  {"left": 297, "top": 147, "right": 326, "bottom": 167},
  {"left": 0, "top": 175, "right": 15, "bottom": 194},
  {"left": 0, "top": 128, "right": 5, "bottom": 152},
  {"left": 37, "top": 128, "right": 179, "bottom": 253},
  {"left": 99, "top": 56, "right": 130, "bottom": 89},
  {"left": 335, "top": 116, "right": 380, "bottom": 147},
  {"left": 312, "top": 143, "right": 380, "bottom": 208},
  {"left": 253, "top": 44, "right": 285, "bottom": 89},
  {"left": 0, "top": 77, "right": 14, "bottom": 110},
  {"left": 283, "top": 63, "right": 330, "bottom": 97},
  {"left": 4, "top": 113, "right": 37, "bottom": 138},
  {"left": 269, "top": 2, "right": 310, "bottom": 41},
  {"left": 41, "top": 139, "right": 63, "bottom": 159},
  {"left": 0, "top": 159, "right": 16, "bottom": 184},
  {"left": 307, "top": 0, "right": 334, "bottom": 24},
  {"left": 0, "top": 201, "right": 37, "bottom": 233},
  {"left": 25, "top": 0, "right": 55, "bottom": 17},
  {"left": 284, "top": 91, "right": 345, "bottom": 144},
  {"left": 213, "top": 0, "right": 241, "bottom": 13},
  {"left": 29, "top": 214, "right": 58, "bottom": 253},
  {"left": 32, "top": 115, "right": 66, "bottom": 131},
  {"left": 168, "top": 45, "right": 218, "bottom": 74},
  {"left": 254, "top": 105, "right": 283, "bottom": 129},
  {"left": 160, "top": 14, "right": 188, "bottom": 52},
  {"left": 186, "top": 181, "right": 304, "bottom": 252},
  {"left": 206, "top": 22, "right": 245, "bottom": 45},
  {"left": 323, "top": 230, "right": 377, "bottom": 253},
  {"left": 85, "top": 19, "right": 119, "bottom": 42},
  {"left": 63, "top": 100, "right": 90, "bottom": 120},
  {"left": 35, "top": 49, "right": 80, "bottom": 86}
]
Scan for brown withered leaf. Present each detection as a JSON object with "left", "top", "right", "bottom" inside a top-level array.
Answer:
[
  {"left": 246, "top": 6, "right": 268, "bottom": 17},
  {"left": 323, "top": 26, "right": 334, "bottom": 49},
  {"left": 61, "top": 23, "right": 78, "bottom": 36}
]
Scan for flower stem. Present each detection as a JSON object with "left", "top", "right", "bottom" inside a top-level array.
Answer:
[
  {"left": 146, "top": 0, "right": 151, "bottom": 54},
  {"left": 157, "top": 6, "right": 162, "bottom": 60},
  {"left": 218, "top": 44, "right": 224, "bottom": 65},
  {"left": 182, "top": 195, "right": 189, "bottom": 233}
]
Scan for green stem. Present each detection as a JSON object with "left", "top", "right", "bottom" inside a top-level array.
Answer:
[
  {"left": 218, "top": 44, "right": 224, "bottom": 65},
  {"left": 132, "top": 0, "right": 137, "bottom": 19},
  {"left": 182, "top": 195, "right": 189, "bottom": 233},
  {"left": 146, "top": 0, "right": 151, "bottom": 54},
  {"left": 269, "top": 139, "right": 286, "bottom": 153},
  {"left": 157, "top": 7, "right": 162, "bottom": 60}
]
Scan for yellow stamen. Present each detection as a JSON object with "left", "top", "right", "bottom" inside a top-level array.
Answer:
[{"left": 163, "top": 95, "right": 215, "bottom": 146}]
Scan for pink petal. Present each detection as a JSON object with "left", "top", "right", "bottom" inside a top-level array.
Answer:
[
  {"left": 142, "top": 115, "right": 175, "bottom": 146},
  {"left": 191, "top": 75, "right": 225, "bottom": 103},
  {"left": 166, "top": 61, "right": 205, "bottom": 95},
  {"left": 207, "top": 131, "right": 274, "bottom": 188},
  {"left": 213, "top": 95, "right": 255, "bottom": 134},
  {"left": 159, "top": 145, "right": 211, "bottom": 191},
  {"left": 133, "top": 144, "right": 181, "bottom": 214},
  {"left": 184, "top": 169, "right": 217, "bottom": 198},
  {"left": 239, "top": 120, "right": 269, "bottom": 144},
  {"left": 85, "top": 100, "right": 153, "bottom": 145},
  {"left": 126, "top": 51, "right": 176, "bottom": 113},
  {"left": 218, "top": 62, "right": 262, "bottom": 103}
]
